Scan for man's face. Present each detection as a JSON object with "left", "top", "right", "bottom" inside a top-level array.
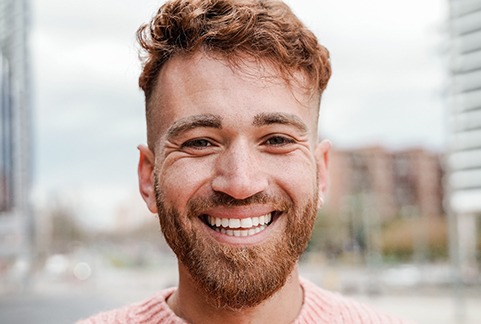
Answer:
[{"left": 138, "top": 52, "right": 329, "bottom": 309}]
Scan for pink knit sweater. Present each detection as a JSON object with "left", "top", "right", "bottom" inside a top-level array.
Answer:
[{"left": 78, "top": 279, "right": 409, "bottom": 323}]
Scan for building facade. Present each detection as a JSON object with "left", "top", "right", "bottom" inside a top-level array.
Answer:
[
  {"left": 448, "top": 0, "right": 481, "bottom": 279},
  {"left": 325, "top": 146, "right": 444, "bottom": 262},
  {"left": 0, "top": 0, "right": 33, "bottom": 281},
  {"left": 327, "top": 146, "right": 444, "bottom": 221}
]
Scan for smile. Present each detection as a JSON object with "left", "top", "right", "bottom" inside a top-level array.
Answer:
[{"left": 205, "top": 213, "right": 273, "bottom": 237}]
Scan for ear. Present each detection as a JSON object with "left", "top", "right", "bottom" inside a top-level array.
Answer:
[
  {"left": 315, "top": 139, "right": 331, "bottom": 208},
  {"left": 138, "top": 144, "right": 158, "bottom": 213}
]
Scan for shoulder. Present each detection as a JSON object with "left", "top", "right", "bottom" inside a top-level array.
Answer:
[
  {"left": 76, "top": 287, "right": 185, "bottom": 324},
  {"left": 296, "top": 278, "right": 413, "bottom": 324}
]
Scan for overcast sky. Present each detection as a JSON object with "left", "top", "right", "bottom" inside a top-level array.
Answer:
[{"left": 30, "top": 0, "right": 448, "bottom": 229}]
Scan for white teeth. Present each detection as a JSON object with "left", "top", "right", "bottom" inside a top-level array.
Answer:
[
  {"left": 229, "top": 218, "right": 241, "bottom": 228},
  {"left": 212, "top": 225, "right": 267, "bottom": 237},
  {"left": 207, "top": 213, "right": 273, "bottom": 237},
  {"left": 266, "top": 213, "right": 272, "bottom": 223},
  {"left": 259, "top": 215, "right": 265, "bottom": 225},
  {"left": 240, "top": 218, "right": 253, "bottom": 228},
  {"left": 222, "top": 218, "right": 229, "bottom": 227}
]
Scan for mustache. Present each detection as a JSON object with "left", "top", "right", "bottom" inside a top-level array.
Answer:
[{"left": 186, "top": 191, "right": 292, "bottom": 216}]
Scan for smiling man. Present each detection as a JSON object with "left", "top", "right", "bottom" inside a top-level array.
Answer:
[{"left": 79, "top": 0, "right": 407, "bottom": 323}]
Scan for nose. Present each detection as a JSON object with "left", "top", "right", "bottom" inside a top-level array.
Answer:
[{"left": 211, "top": 140, "right": 268, "bottom": 200}]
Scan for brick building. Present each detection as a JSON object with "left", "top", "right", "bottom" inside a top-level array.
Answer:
[{"left": 326, "top": 146, "right": 444, "bottom": 221}]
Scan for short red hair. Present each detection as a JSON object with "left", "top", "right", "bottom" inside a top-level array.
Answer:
[{"left": 137, "top": 0, "right": 331, "bottom": 102}]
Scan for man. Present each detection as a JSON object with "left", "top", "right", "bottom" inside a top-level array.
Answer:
[{"left": 80, "top": 0, "right": 408, "bottom": 323}]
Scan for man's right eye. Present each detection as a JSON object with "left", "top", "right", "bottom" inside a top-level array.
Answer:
[{"left": 181, "top": 138, "right": 213, "bottom": 149}]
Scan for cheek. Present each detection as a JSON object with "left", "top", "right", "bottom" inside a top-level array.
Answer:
[
  {"left": 159, "top": 158, "right": 214, "bottom": 207},
  {"left": 267, "top": 154, "right": 318, "bottom": 202},
  {"left": 279, "top": 170, "right": 317, "bottom": 201}
]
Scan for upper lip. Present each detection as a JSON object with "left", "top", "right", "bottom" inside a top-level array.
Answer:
[{"left": 200, "top": 205, "right": 277, "bottom": 219}]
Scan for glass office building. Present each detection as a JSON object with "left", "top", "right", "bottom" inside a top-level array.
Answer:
[
  {"left": 0, "top": 0, "right": 32, "bottom": 276},
  {"left": 447, "top": 0, "right": 481, "bottom": 278}
]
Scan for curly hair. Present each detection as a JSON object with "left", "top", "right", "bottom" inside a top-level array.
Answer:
[{"left": 137, "top": 0, "right": 331, "bottom": 103}]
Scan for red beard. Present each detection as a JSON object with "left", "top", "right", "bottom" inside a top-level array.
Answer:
[{"left": 155, "top": 175, "right": 318, "bottom": 310}]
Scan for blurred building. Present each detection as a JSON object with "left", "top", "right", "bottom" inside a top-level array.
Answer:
[
  {"left": 447, "top": 0, "right": 481, "bottom": 279},
  {"left": 0, "top": 0, "right": 33, "bottom": 283},
  {"left": 327, "top": 146, "right": 444, "bottom": 221},
  {"left": 326, "top": 146, "right": 444, "bottom": 263}
]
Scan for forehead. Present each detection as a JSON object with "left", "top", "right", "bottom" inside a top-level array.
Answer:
[
  {"left": 159, "top": 52, "right": 313, "bottom": 94},
  {"left": 148, "top": 52, "right": 319, "bottom": 138}
]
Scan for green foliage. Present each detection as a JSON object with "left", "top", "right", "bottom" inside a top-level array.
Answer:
[
  {"left": 380, "top": 216, "right": 448, "bottom": 262},
  {"left": 307, "top": 210, "right": 347, "bottom": 261},
  {"left": 307, "top": 209, "right": 448, "bottom": 264}
]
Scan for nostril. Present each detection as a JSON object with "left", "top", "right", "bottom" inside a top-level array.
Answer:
[{"left": 211, "top": 175, "right": 268, "bottom": 201}]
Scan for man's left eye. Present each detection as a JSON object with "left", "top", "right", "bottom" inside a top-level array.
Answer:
[{"left": 265, "top": 136, "right": 295, "bottom": 146}]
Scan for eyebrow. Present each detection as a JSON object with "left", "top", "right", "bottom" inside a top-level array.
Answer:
[
  {"left": 166, "top": 114, "right": 222, "bottom": 139},
  {"left": 252, "top": 112, "right": 308, "bottom": 133}
]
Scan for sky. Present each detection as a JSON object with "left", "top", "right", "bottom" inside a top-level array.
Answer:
[{"left": 30, "top": 0, "right": 448, "bottom": 229}]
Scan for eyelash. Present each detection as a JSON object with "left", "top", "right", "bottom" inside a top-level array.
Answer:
[
  {"left": 265, "top": 135, "right": 296, "bottom": 146},
  {"left": 181, "top": 138, "right": 213, "bottom": 149}
]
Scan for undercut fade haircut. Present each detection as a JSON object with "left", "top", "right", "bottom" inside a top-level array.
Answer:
[{"left": 137, "top": 0, "right": 332, "bottom": 148}]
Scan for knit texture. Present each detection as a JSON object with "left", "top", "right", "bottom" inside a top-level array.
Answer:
[{"left": 78, "top": 279, "right": 410, "bottom": 323}]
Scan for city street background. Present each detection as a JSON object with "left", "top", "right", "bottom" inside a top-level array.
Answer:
[{"left": 1, "top": 258, "right": 480, "bottom": 324}]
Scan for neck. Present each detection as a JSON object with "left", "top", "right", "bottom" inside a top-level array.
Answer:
[{"left": 167, "top": 262, "right": 304, "bottom": 324}]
